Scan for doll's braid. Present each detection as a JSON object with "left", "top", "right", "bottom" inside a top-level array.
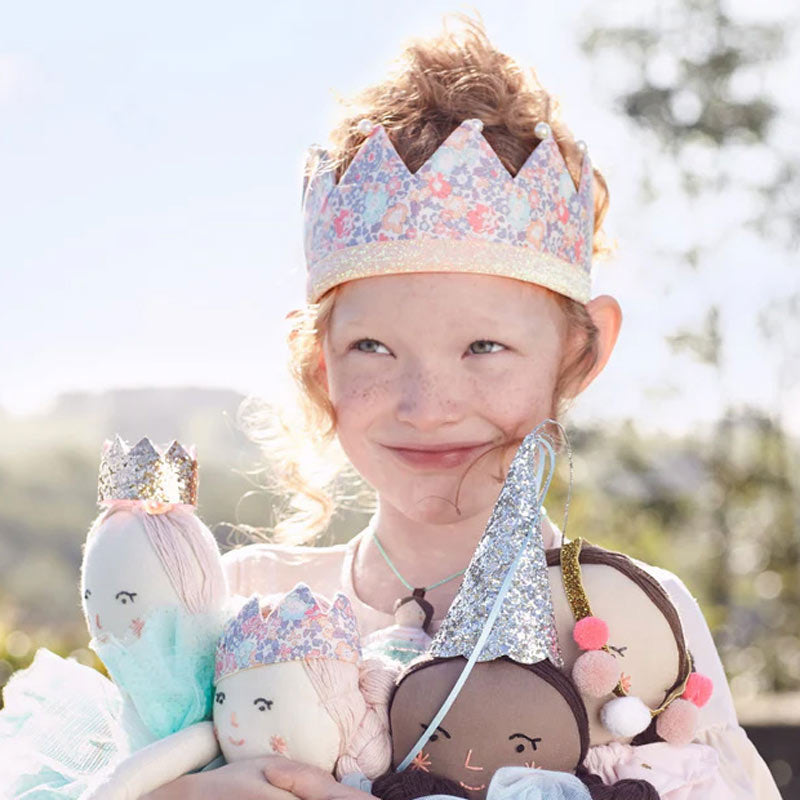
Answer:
[{"left": 335, "top": 657, "right": 396, "bottom": 780}]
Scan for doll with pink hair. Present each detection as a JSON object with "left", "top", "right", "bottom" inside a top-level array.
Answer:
[
  {"left": 80, "top": 583, "right": 397, "bottom": 799},
  {"left": 0, "top": 435, "right": 229, "bottom": 797}
]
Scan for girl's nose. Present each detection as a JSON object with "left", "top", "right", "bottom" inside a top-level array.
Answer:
[
  {"left": 464, "top": 749, "right": 483, "bottom": 771},
  {"left": 396, "top": 370, "right": 461, "bottom": 430},
  {"left": 230, "top": 711, "right": 239, "bottom": 728}
]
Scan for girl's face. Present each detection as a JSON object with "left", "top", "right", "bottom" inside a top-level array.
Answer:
[{"left": 321, "top": 273, "right": 568, "bottom": 526}]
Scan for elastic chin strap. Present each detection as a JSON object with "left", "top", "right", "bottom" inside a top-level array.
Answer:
[{"left": 396, "top": 430, "right": 558, "bottom": 773}]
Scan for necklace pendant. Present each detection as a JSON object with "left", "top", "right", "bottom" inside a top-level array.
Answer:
[{"left": 393, "top": 587, "right": 435, "bottom": 633}]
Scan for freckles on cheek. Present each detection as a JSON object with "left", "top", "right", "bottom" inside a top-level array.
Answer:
[{"left": 335, "top": 377, "right": 392, "bottom": 410}]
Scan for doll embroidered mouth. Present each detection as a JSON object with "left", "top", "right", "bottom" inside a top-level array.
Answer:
[
  {"left": 459, "top": 782, "right": 486, "bottom": 792},
  {"left": 227, "top": 736, "right": 245, "bottom": 746}
]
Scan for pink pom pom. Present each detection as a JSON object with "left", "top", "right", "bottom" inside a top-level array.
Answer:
[
  {"left": 573, "top": 616, "right": 609, "bottom": 650},
  {"left": 682, "top": 672, "right": 713, "bottom": 708},
  {"left": 572, "top": 650, "right": 620, "bottom": 697},
  {"left": 656, "top": 698, "right": 699, "bottom": 746}
]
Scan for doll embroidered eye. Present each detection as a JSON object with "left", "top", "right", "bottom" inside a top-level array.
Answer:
[
  {"left": 419, "top": 722, "right": 450, "bottom": 742},
  {"left": 254, "top": 697, "right": 273, "bottom": 711},
  {"left": 467, "top": 340, "right": 505, "bottom": 355},
  {"left": 83, "top": 589, "right": 91, "bottom": 600},
  {"left": 608, "top": 645, "right": 628, "bottom": 657},
  {"left": 509, "top": 733, "right": 541, "bottom": 751},
  {"left": 215, "top": 691, "right": 225, "bottom": 704},
  {"left": 115, "top": 591, "right": 137, "bottom": 604}
]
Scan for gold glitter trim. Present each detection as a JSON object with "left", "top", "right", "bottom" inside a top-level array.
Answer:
[
  {"left": 307, "top": 238, "right": 591, "bottom": 303},
  {"left": 560, "top": 538, "right": 593, "bottom": 621},
  {"left": 651, "top": 653, "right": 694, "bottom": 718},
  {"left": 97, "top": 435, "right": 198, "bottom": 506}
]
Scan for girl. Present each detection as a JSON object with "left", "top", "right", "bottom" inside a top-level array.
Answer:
[{"left": 145, "top": 16, "right": 779, "bottom": 800}]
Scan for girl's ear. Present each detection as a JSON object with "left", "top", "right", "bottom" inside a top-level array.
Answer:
[{"left": 578, "top": 295, "right": 622, "bottom": 393}]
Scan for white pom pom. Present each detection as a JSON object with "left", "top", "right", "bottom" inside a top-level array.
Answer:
[
  {"left": 534, "top": 121, "right": 552, "bottom": 139},
  {"left": 600, "top": 696, "right": 652, "bottom": 739}
]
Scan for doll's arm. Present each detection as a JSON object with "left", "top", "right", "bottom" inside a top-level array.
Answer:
[{"left": 86, "top": 721, "right": 220, "bottom": 800}]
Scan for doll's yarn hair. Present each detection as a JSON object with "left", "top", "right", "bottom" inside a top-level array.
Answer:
[
  {"left": 239, "top": 13, "right": 610, "bottom": 546},
  {"left": 372, "top": 769, "right": 467, "bottom": 800},
  {"left": 87, "top": 503, "right": 227, "bottom": 614},
  {"left": 302, "top": 656, "right": 397, "bottom": 780},
  {"left": 545, "top": 544, "right": 691, "bottom": 746}
]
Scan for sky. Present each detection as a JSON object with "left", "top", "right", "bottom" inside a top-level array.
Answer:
[{"left": 1, "top": 0, "right": 798, "bottom": 434}]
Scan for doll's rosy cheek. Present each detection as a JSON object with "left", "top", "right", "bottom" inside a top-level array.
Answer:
[{"left": 270, "top": 735, "right": 289, "bottom": 755}]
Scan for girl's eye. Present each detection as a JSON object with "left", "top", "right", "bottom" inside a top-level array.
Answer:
[
  {"left": 468, "top": 340, "right": 505, "bottom": 355},
  {"left": 215, "top": 691, "right": 225, "bottom": 705},
  {"left": 352, "top": 338, "right": 391, "bottom": 355},
  {"left": 115, "top": 591, "right": 137, "bottom": 605}
]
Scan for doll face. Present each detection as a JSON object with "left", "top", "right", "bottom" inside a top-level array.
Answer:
[
  {"left": 390, "top": 659, "right": 582, "bottom": 800},
  {"left": 548, "top": 559, "right": 682, "bottom": 745},
  {"left": 321, "top": 273, "right": 567, "bottom": 526},
  {"left": 213, "top": 661, "right": 341, "bottom": 770},
  {"left": 81, "top": 511, "right": 179, "bottom": 641},
  {"left": 395, "top": 600, "right": 427, "bottom": 629}
]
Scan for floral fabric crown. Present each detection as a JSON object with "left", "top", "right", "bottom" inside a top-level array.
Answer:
[
  {"left": 303, "top": 118, "right": 594, "bottom": 303},
  {"left": 97, "top": 435, "right": 197, "bottom": 508},
  {"left": 214, "top": 584, "right": 362, "bottom": 684}
]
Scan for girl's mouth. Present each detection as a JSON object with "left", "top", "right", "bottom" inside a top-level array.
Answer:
[{"left": 384, "top": 443, "right": 490, "bottom": 470}]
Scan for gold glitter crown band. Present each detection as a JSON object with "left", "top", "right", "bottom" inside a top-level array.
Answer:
[{"left": 97, "top": 435, "right": 198, "bottom": 507}]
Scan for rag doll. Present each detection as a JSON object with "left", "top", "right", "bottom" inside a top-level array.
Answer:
[
  {"left": 0, "top": 435, "right": 228, "bottom": 797},
  {"left": 372, "top": 424, "right": 660, "bottom": 800},
  {"left": 83, "top": 583, "right": 398, "bottom": 800},
  {"left": 363, "top": 589, "right": 434, "bottom": 665},
  {"left": 545, "top": 541, "right": 725, "bottom": 798}
]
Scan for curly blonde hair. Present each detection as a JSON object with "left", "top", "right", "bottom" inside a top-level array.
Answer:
[{"left": 242, "top": 15, "right": 612, "bottom": 545}]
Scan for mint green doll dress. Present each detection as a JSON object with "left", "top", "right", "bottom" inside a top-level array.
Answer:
[{"left": 0, "top": 606, "right": 223, "bottom": 798}]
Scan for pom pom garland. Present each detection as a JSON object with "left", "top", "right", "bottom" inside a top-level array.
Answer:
[
  {"left": 573, "top": 616, "right": 609, "bottom": 651},
  {"left": 600, "top": 696, "right": 652, "bottom": 739},
  {"left": 655, "top": 698, "right": 698, "bottom": 746},
  {"left": 572, "top": 650, "right": 620, "bottom": 697},
  {"left": 682, "top": 672, "right": 713, "bottom": 708}
]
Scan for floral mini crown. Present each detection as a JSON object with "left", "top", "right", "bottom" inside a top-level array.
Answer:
[
  {"left": 214, "top": 584, "right": 362, "bottom": 684},
  {"left": 97, "top": 435, "right": 197, "bottom": 508},
  {"left": 303, "top": 118, "right": 594, "bottom": 303}
]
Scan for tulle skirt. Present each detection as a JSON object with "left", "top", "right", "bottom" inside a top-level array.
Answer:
[{"left": 0, "top": 607, "right": 224, "bottom": 799}]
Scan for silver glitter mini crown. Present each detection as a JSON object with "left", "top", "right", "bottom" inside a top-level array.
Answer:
[
  {"left": 429, "top": 429, "right": 563, "bottom": 667},
  {"left": 97, "top": 435, "right": 198, "bottom": 506}
]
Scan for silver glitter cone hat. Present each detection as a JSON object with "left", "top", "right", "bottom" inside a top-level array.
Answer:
[{"left": 429, "top": 426, "right": 563, "bottom": 667}]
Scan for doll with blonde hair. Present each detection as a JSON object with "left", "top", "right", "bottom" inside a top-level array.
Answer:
[{"left": 145, "top": 14, "right": 779, "bottom": 800}]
